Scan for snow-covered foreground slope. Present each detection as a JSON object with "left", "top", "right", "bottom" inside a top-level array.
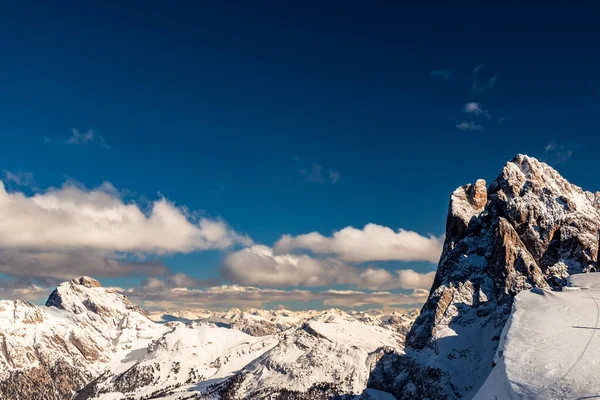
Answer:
[
  {"left": 475, "top": 272, "right": 600, "bottom": 399},
  {"left": 0, "top": 276, "right": 417, "bottom": 399}
]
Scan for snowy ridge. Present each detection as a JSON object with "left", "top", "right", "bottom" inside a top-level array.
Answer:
[
  {"left": 148, "top": 307, "right": 418, "bottom": 337},
  {"left": 475, "top": 273, "right": 600, "bottom": 399},
  {"left": 0, "top": 277, "right": 417, "bottom": 399},
  {"left": 77, "top": 310, "right": 408, "bottom": 399}
]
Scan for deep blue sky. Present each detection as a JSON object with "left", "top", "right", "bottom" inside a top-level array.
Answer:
[{"left": 1, "top": 2, "right": 599, "bottom": 303}]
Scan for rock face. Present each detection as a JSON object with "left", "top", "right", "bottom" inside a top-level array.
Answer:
[{"left": 368, "top": 154, "right": 600, "bottom": 399}]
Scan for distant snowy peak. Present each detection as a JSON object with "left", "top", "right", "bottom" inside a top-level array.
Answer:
[
  {"left": 46, "top": 275, "right": 148, "bottom": 321},
  {"left": 148, "top": 307, "right": 418, "bottom": 337},
  {"left": 0, "top": 276, "right": 166, "bottom": 400}
]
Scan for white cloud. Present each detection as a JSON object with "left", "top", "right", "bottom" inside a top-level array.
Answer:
[
  {"left": 221, "top": 245, "right": 436, "bottom": 290},
  {"left": 273, "top": 223, "right": 443, "bottom": 263},
  {"left": 463, "top": 102, "right": 482, "bottom": 114},
  {"left": 463, "top": 102, "right": 492, "bottom": 119},
  {"left": 0, "top": 180, "right": 252, "bottom": 254},
  {"left": 430, "top": 69, "right": 454, "bottom": 79},
  {"left": 456, "top": 121, "right": 483, "bottom": 131},
  {"left": 66, "top": 128, "right": 109, "bottom": 148},
  {"left": 125, "top": 283, "right": 430, "bottom": 311}
]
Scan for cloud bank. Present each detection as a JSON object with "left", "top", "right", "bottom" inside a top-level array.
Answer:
[
  {"left": 125, "top": 283, "right": 429, "bottom": 311},
  {"left": 0, "top": 181, "right": 251, "bottom": 254},
  {"left": 273, "top": 224, "right": 443, "bottom": 263},
  {"left": 221, "top": 245, "right": 436, "bottom": 290}
]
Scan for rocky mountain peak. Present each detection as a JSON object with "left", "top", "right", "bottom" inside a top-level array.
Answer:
[
  {"left": 46, "top": 276, "right": 147, "bottom": 319},
  {"left": 71, "top": 276, "right": 102, "bottom": 288},
  {"left": 370, "top": 155, "right": 600, "bottom": 399}
]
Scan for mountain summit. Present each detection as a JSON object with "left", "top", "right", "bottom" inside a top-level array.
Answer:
[
  {"left": 369, "top": 154, "right": 600, "bottom": 399},
  {"left": 46, "top": 275, "right": 147, "bottom": 319}
]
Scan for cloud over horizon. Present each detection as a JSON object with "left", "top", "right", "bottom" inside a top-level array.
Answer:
[
  {"left": 221, "top": 245, "right": 436, "bottom": 291},
  {"left": 125, "top": 282, "right": 429, "bottom": 311},
  {"left": 0, "top": 178, "right": 253, "bottom": 287},
  {"left": 0, "top": 278, "right": 48, "bottom": 301},
  {"left": 273, "top": 224, "right": 443, "bottom": 264}
]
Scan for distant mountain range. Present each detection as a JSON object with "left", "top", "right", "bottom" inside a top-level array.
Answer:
[{"left": 0, "top": 276, "right": 416, "bottom": 399}]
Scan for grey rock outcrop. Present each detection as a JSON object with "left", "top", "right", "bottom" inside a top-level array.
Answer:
[{"left": 369, "top": 154, "right": 600, "bottom": 399}]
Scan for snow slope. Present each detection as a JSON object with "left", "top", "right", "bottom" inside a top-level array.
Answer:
[
  {"left": 213, "top": 311, "right": 403, "bottom": 399},
  {"left": 475, "top": 272, "right": 600, "bottom": 399},
  {"left": 81, "top": 310, "right": 405, "bottom": 399}
]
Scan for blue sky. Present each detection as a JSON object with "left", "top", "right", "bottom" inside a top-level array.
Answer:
[{"left": 0, "top": 2, "right": 599, "bottom": 311}]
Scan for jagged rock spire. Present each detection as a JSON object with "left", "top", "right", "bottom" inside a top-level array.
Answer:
[{"left": 369, "top": 154, "right": 600, "bottom": 399}]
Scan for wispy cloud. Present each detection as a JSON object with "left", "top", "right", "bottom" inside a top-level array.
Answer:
[
  {"left": 430, "top": 68, "right": 454, "bottom": 79},
  {"left": 2, "top": 170, "right": 38, "bottom": 190},
  {"left": 66, "top": 128, "right": 110, "bottom": 148},
  {"left": 328, "top": 169, "right": 341, "bottom": 183},
  {"left": 456, "top": 121, "right": 483, "bottom": 131},
  {"left": 463, "top": 102, "right": 492, "bottom": 119},
  {"left": 300, "top": 163, "right": 340, "bottom": 184},
  {"left": 471, "top": 65, "right": 497, "bottom": 93},
  {"left": 541, "top": 141, "right": 577, "bottom": 164}
]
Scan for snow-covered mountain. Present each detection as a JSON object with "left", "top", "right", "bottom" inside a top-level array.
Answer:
[
  {"left": 0, "top": 277, "right": 167, "bottom": 399},
  {"left": 0, "top": 277, "right": 416, "bottom": 399},
  {"left": 368, "top": 154, "right": 600, "bottom": 399}
]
